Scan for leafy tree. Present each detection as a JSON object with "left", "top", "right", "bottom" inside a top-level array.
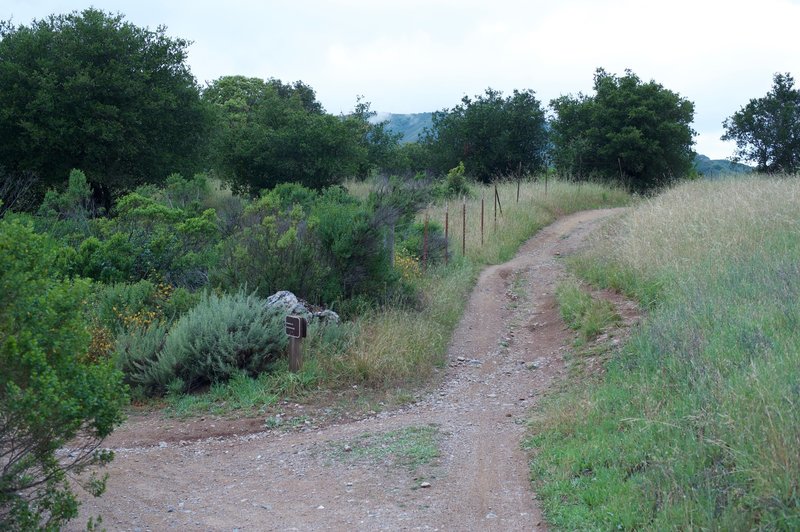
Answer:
[
  {"left": 0, "top": 217, "right": 126, "bottom": 529},
  {"left": 204, "top": 76, "right": 366, "bottom": 194},
  {"left": 550, "top": 69, "right": 695, "bottom": 191},
  {"left": 0, "top": 8, "right": 211, "bottom": 207},
  {"left": 423, "top": 88, "right": 548, "bottom": 181},
  {"left": 722, "top": 73, "right": 800, "bottom": 173}
]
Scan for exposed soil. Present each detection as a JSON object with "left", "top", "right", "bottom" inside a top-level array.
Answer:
[{"left": 69, "top": 208, "right": 636, "bottom": 531}]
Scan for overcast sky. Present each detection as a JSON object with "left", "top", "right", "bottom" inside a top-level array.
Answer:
[{"left": 6, "top": 0, "right": 800, "bottom": 159}]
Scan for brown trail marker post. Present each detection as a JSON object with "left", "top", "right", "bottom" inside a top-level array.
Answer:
[{"left": 285, "top": 315, "right": 307, "bottom": 372}]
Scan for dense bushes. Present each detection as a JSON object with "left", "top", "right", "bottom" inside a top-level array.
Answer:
[
  {"left": 0, "top": 217, "right": 126, "bottom": 529},
  {"left": 115, "top": 291, "right": 285, "bottom": 395}
]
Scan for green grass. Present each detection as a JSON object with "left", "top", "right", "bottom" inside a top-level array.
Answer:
[
  {"left": 332, "top": 424, "right": 442, "bottom": 471},
  {"left": 555, "top": 278, "right": 621, "bottom": 344},
  {"left": 528, "top": 175, "right": 800, "bottom": 530}
]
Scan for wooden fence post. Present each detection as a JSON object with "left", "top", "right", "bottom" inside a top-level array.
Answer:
[
  {"left": 422, "top": 210, "right": 429, "bottom": 272},
  {"left": 480, "top": 192, "right": 485, "bottom": 247},
  {"left": 444, "top": 203, "right": 449, "bottom": 266},
  {"left": 462, "top": 197, "right": 466, "bottom": 256}
]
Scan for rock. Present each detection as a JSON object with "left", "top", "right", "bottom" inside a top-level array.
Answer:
[
  {"left": 420, "top": 482, "right": 431, "bottom": 488},
  {"left": 313, "top": 308, "right": 340, "bottom": 325},
  {"left": 343, "top": 445, "right": 352, "bottom": 452},
  {"left": 265, "top": 290, "right": 340, "bottom": 325},
  {"left": 525, "top": 362, "right": 540, "bottom": 370},
  {"left": 158, "top": 441, "right": 168, "bottom": 448}
]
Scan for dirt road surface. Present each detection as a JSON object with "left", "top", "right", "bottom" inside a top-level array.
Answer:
[{"left": 69, "top": 208, "right": 628, "bottom": 531}]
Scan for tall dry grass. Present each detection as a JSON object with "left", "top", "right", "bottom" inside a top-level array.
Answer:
[{"left": 530, "top": 174, "right": 800, "bottom": 530}]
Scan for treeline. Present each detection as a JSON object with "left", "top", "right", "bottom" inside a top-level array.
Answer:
[{"left": 0, "top": 8, "right": 704, "bottom": 215}]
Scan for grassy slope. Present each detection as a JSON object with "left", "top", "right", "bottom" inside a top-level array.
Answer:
[{"left": 529, "top": 176, "right": 800, "bottom": 530}]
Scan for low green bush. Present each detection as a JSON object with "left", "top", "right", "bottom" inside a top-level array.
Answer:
[{"left": 114, "top": 291, "right": 286, "bottom": 395}]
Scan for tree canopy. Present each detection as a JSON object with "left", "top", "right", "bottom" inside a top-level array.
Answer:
[
  {"left": 203, "top": 76, "right": 372, "bottom": 194},
  {"left": 0, "top": 8, "right": 210, "bottom": 204},
  {"left": 423, "top": 88, "right": 548, "bottom": 181},
  {"left": 550, "top": 69, "right": 696, "bottom": 191},
  {"left": 722, "top": 73, "right": 800, "bottom": 174}
]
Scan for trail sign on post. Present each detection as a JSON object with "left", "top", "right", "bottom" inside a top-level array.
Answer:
[
  {"left": 285, "top": 315, "right": 307, "bottom": 338},
  {"left": 285, "top": 315, "right": 307, "bottom": 372}
]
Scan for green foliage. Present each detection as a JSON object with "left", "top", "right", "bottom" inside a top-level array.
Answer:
[
  {"left": 65, "top": 177, "right": 222, "bottom": 288},
  {"left": 436, "top": 161, "right": 472, "bottom": 199},
  {"left": 204, "top": 75, "right": 366, "bottom": 194},
  {"left": 550, "top": 68, "right": 696, "bottom": 191},
  {"left": 555, "top": 279, "right": 620, "bottom": 343},
  {"left": 0, "top": 8, "right": 211, "bottom": 202},
  {"left": 91, "top": 279, "right": 197, "bottom": 332},
  {"left": 722, "top": 72, "right": 800, "bottom": 173},
  {"left": 164, "top": 290, "right": 286, "bottom": 390},
  {"left": 114, "top": 291, "right": 286, "bottom": 395},
  {"left": 214, "top": 183, "right": 405, "bottom": 305},
  {"left": 423, "top": 88, "right": 548, "bottom": 181},
  {"left": 212, "top": 188, "right": 338, "bottom": 303},
  {"left": 0, "top": 218, "right": 126, "bottom": 530}
]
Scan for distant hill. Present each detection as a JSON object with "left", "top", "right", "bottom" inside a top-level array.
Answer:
[
  {"left": 371, "top": 112, "right": 433, "bottom": 143},
  {"left": 376, "top": 113, "right": 754, "bottom": 178},
  {"left": 694, "top": 154, "right": 752, "bottom": 177}
]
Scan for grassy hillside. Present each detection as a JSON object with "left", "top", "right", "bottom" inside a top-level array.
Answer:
[
  {"left": 694, "top": 154, "right": 752, "bottom": 177},
  {"left": 528, "top": 175, "right": 800, "bottom": 530},
  {"left": 371, "top": 112, "right": 433, "bottom": 143}
]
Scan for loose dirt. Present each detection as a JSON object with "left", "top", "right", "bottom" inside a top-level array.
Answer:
[{"left": 70, "top": 208, "right": 633, "bottom": 531}]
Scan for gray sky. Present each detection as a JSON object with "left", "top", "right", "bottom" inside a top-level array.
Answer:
[{"left": 6, "top": 0, "right": 800, "bottom": 159}]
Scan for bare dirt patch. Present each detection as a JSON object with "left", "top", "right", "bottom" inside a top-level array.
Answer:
[{"left": 70, "top": 208, "right": 632, "bottom": 531}]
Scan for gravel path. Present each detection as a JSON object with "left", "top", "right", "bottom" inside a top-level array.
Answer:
[{"left": 70, "top": 208, "right": 626, "bottom": 531}]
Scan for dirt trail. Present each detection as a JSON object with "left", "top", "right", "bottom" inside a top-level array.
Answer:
[{"left": 70, "top": 208, "right": 626, "bottom": 531}]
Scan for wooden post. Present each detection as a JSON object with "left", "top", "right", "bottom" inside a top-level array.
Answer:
[
  {"left": 544, "top": 173, "right": 548, "bottom": 197},
  {"left": 422, "top": 210, "right": 429, "bottom": 272},
  {"left": 285, "top": 315, "right": 307, "bottom": 373},
  {"left": 495, "top": 185, "right": 503, "bottom": 215},
  {"left": 289, "top": 337, "right": 302, "bottom": 372},
  {"left": 516, "top": 178, "right": 520, "bottom": 203},
  {"left": 480, "top": 192, "right": 485, "bottom": 247},
  {"left": 444, "top": 203, "right": 449, "bottom": 266},
  {"left": 462, "top": 197, "right": 466, "bottom": 256},
  {"left": 493, "top": 184, "right": 497, "bottom": 233}
]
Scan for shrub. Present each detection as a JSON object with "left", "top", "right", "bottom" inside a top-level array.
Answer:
[
  {"left": 212, "top": 191, "right": 338, "bottom": 303},
  {"left": 0, "top": 218, "right": 126, "bottom": 530},
  {"left": 436, "top": 161, "right": 472, "bottom": 199},
  {"left": 163, "top": 291, "right": 286, "bottom": 390},
  {"left": 113, "top": 320, "right": 171, "bottom": 394},
  {"left": 114, "top": 291, "right": 287, "bottom": 395}
]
